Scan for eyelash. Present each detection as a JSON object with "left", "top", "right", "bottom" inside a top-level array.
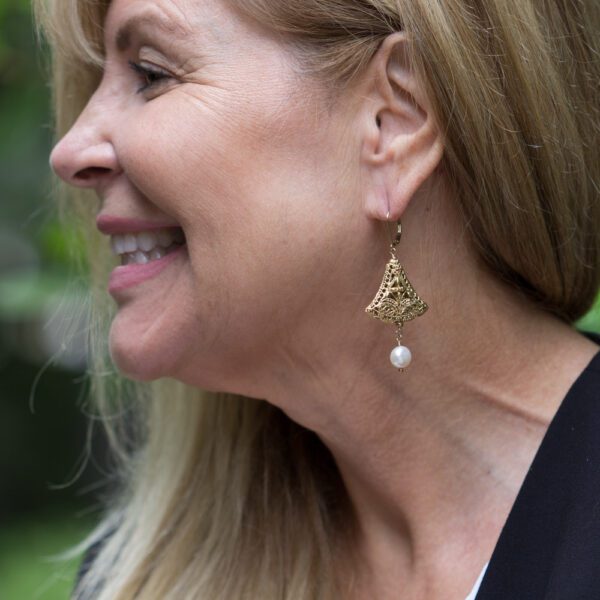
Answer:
[{"left": 128, "top": 60, "right": 171, "bottom": 94}]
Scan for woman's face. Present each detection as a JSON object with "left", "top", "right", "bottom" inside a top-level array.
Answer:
[{"left": 50, "top": 0, "right": 373, "bottom": 392}]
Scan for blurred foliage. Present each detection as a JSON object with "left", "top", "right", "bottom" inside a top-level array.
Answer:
[
  {"left": 576, "top": 295, "right": 600, "bottom": 334},
  {"left": 0, "top": 0, "right": 88, "bottom": 323},
  {"left": 1, "top": 0, "right": 54, "bottom": 220},
  {"left": 40, "top": 221, "right": 88, "bottom": 268},
  {"left": 1, "top": 2, "right": 101, "bottom": 598},
  {"left": 0, "top": 512, "right": 94, "bottom": 600}
]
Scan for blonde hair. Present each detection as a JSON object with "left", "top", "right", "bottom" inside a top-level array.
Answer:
[{"left": 33, "top": 0, "right": 600, "bottom": 598}]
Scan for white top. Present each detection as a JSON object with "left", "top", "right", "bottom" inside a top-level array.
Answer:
[{"left": 464, "top": 561, "right": 489, "bottom": 600}]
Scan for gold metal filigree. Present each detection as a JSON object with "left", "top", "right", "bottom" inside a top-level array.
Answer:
[{"left": 365, "top": 220, "right": 428, "bottom": 326}]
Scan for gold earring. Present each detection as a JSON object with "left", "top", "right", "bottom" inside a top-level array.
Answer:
[{"left": 365, "top": 218, "right": 428, "bottom": 371}]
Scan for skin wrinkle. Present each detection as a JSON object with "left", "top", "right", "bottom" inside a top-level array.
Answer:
[{"left": 48, "top": 0, "right": 600, "bottom": 598}]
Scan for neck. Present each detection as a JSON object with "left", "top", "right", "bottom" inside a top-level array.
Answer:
[
  {"left": 244, "top": 184, "right": 600, "bottom": 597},
  {"left": 262, "top": 225, "right": 599, "bottom": 597}
]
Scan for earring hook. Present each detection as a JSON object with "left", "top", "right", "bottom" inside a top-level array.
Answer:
[{"left": 387, "top": 218, "right": 402, "bottom": 256}]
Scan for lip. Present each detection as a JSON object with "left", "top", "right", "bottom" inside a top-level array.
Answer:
[
  {"left": 97, "top": 214, "right": 182, "bottom": 235},
  {"left": 108, "top": 245, "right": 187, "bottom": 295}
]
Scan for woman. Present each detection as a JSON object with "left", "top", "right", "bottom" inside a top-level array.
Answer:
[{"left": 34, "top": 0, "right": 599, "bottom": 597}]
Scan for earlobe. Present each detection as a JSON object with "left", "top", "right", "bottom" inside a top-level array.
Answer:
[{"left": 360, "top": 32, "right": 444, "bottom": 222}]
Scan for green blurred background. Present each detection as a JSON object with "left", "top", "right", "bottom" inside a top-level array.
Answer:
[
  {"left": 1, "top": 0, "right": 104, "bottom": 598},
  {"left": 1, "top": 0, "right": 600, "bottom": 598}
]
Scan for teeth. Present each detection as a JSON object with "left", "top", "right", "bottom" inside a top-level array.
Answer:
[
  {"left": 137, "top": 231, "right": 158, "bottom": 252},
  {"left": 157, "top": 229, "right": 174, "bottom": 247},
  {"left": 120, "top": 245, "right": 180, "bottom": 265},
  {"left": 123, "top": 234, "right": 137, "bottom": 253},
  {"left": 110, "top": 228, "right": 185, "bottom": 258},
  {"left": 149, "top": 247, "right": 166, "bottom": 261},
  {"left": 133, "top": 250, "right": 149, "bottom": 264}
]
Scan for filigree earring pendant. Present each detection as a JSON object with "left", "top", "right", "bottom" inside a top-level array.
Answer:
[{"left": 365, "top": 218, "right": 428, "bottom": 371}]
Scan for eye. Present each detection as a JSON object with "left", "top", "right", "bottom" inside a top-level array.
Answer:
[{"left": 127, "top": 60, "right": 172, "bottom": 94}]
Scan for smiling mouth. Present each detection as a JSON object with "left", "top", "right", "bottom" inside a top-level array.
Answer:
[
  {"left": 108, "top": 243, "right": 187, "bottom": 297},
  {"left": 110, "top": 227, "right": 186, "bottom": 265}
]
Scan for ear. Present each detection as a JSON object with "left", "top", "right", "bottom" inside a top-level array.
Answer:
[{"left": 359, "top": 32, "right": 444, "bottom": 221}]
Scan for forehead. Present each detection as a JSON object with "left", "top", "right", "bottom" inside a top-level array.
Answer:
[{"left": 103, "top": 0, "right": 234, "bottom": 52}]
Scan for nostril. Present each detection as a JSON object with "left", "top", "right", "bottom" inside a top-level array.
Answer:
[{"left": 74, "top": 166, "right": 113, "bottom": 181}]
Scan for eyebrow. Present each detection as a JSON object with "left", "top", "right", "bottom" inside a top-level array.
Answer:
[{"left": 115, "top": 12, "right": 191, "bottom": 52}]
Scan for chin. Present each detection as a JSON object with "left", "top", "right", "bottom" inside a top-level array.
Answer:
[
  {"left": 110, "top": 350, "right": 161, "bottom": 382},
  {"left": 108, "top": 320, "right": 173, "bottom": 382}
]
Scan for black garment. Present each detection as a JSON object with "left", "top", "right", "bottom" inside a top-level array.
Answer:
[
  {"left": 476, "top": 329, "right": 600, "bottom": 599},
  {"left": 74, "top": 330, "right": 600, "bottom": 598}
]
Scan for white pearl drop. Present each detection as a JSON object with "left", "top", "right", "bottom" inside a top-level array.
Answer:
[{"left": 390, "top": 345, "right": 412, "bottom": 369}]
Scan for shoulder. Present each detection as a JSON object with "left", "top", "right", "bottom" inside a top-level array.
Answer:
[{"left": 476, "top": 329, "right": 600, "bottom": 598}]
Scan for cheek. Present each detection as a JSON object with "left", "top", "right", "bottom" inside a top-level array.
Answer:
[
  {"left": 119, "top": 94, "right": 315, "bottom": 266},
  {"left": 110, "top": 79, "right": 357, "bottom": 374},
  {"left": 117, "top": 108, "right": 252, "bottom": 241}
]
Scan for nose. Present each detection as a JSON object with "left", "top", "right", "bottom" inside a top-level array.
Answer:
[{"left": 49, "top": 100, "right": 121, "bottom": 190}]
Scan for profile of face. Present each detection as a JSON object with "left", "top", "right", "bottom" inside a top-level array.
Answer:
[{"left": 49, "top": 0, "right": 390, "bottom": 394}]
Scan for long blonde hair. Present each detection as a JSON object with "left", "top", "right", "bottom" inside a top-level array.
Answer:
[{"left": 33, "top": 0, "right": 600, "bottom": 597}]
